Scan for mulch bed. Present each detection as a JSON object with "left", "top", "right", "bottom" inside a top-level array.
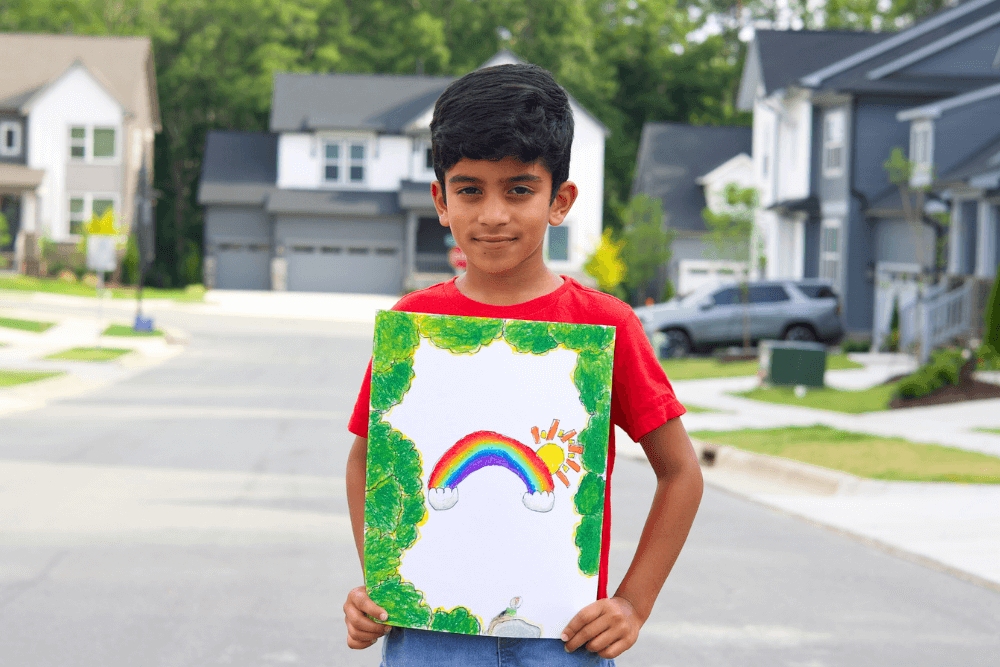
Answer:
[{"left": 888, "top": 379, "right": 1000, "bottom": 409}]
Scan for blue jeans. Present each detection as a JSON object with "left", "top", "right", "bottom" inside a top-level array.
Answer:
[{"left": 380, "top": 627, "right": 617, "bottom": 667}]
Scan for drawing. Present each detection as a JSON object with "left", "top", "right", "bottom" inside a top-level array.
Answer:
[
  {"left": 427, "top": 430, "right": 555, "bottom": 512},
  {"left": 365, "top": 312, "right": 614, "bottom": 638}
]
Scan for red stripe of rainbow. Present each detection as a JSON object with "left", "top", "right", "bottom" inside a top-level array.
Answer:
[{"left": 428, "top": 430, "right": 554, "bottom": 494}]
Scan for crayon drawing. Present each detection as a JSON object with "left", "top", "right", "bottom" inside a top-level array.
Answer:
[{"left": 365, "top": 311, "right": 614, "bottom": 639}]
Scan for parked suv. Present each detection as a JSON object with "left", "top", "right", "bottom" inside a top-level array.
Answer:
[{"left": 633, "top": 279, "right": 844, "bottom": 357}]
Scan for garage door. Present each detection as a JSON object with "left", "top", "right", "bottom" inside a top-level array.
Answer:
[
  {"left": 285, "top": 241, "right": 402, "bottom": 294},
  {"left": 215, "top": 240, "right": 271, "bottom": 290}
]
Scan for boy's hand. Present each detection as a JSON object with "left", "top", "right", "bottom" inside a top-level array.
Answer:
[
  {"left": 344, "top": 585, "right": 392, "bottom": 649},
  {"left": 560, "top": 596, "right": 642, "bottom": 658}
]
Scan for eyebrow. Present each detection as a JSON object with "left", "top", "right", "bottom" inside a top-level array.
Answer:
[{"left": 447, "top": 174, "right": 543, "bottom": 184}]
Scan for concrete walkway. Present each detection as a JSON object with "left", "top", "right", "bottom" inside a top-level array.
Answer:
[{"left": 4, "top": 287, "right": 1000, "bottom": 592}]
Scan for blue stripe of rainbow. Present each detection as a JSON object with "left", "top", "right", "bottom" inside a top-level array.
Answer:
[{"left": 428, "top": 430, "right": 554, "bottom": 494}]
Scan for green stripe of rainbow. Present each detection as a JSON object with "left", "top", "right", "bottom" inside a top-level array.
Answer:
[{"left": 428, "top": 430, "right": 554, "bottom": 494}]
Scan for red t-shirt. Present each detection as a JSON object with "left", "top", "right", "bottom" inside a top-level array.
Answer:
[{"left": 348, "top": 276, "right": 685, "bottom": 599}]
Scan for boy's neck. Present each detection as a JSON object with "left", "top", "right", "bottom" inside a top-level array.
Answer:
[{"left": 455, "top": 264, "right": 565, "bottom": 306}]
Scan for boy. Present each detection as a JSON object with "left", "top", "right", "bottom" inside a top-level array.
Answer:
[{"left": 343, "top": 63, "right": 703, "bottom": 666}]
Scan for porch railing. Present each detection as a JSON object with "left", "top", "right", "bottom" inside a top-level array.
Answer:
[{"left": 900, "top": 280, "right": 975, "bottom": 363}]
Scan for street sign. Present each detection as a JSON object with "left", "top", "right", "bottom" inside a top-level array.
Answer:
[{"left": 86, "top": 235, "right": 116, "bottom": 272}]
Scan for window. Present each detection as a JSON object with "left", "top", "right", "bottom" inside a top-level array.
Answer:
[
  {"left": 910, "top": 120, "right": 933, "bottom": 187},
  {"left": 68, "top": 126, "right": 117, "bottom": 161},
  {"left": 747, "top": 285, "right": 789, "bottom": 303},
  {"left": 823, "top": 111, "right": 845, "bottom": 177},
  {"left": 70, "top": 127, "right": 86, "bottom": 159},
  {"left": 0, "top": 121, "right": 21, "bottom": 157},
  {"left": 323, "top": 139, "right": 367, "bottom": 184},
  {"left": 349, "top": 143, "right": 365, "bottom": 182},
  {"left": 69, "top": 197, "right": 86, "bottom": 235},
  {"left": 820, "top": 219, "right": 841, "bottom": 282},
  {"left": 797, "top": 284, "right": 837, "bottom": 299},
  {"left": 713, "top": 287, "right": 741, "bottom": 306},
  {"left": 324, "top": 143, "right": 339, "bottom": 181},
  {"left": 547, "top": 226, "right": 569, "bottom": 261},
  {"left": 67, "top": 194, "right": 117, "bottom": 236}
]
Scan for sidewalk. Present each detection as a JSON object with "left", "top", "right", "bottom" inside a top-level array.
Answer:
[
  {"left": 4, "top": 288, "right": 1000, "bottom": 592},
  {"left": 0, "top": 304, "right": 185, "bottom": 418}
]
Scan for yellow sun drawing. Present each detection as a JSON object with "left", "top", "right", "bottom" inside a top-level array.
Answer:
[{"left": 531, "top": 419, "right": 581, "bottom": 488}]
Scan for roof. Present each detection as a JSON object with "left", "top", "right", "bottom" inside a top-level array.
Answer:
[
  {"left": 800, "top": 0, "right": 1000, "bottom": 94},
  {"left": 898, "top": 80, "right": 1000, "bottom": 120},
  {"left": 270, "top": 73, "right": 452, "bottom": 132},
  {"left": 265, "top": 189, "right": 400, "bottom": 217},
  {"left": 0, "top": 33, "right": 160, "bottom": 129},
  {"left": 748, "top": 29, "right": 887, "bottom": 99},
  {"left": 197, "top": 131, "right": 278, "bottom": 205},
  {"left": 632, "top": 123, "right": 753, "bottom": 233},
  {"left": 937, "top": 131, "right": 1000, "bottom": 186},
  {"left": 0, "top": 163, "right": 45, "bottom": 190},
  {"left": 270, "top": 50, "right": 611, "bottom": 136}
]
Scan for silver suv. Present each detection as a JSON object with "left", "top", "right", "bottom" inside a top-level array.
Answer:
[{"left": 633, "top": 280, "right": 844, "bottom": 357}]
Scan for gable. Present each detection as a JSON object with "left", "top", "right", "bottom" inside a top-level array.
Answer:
[
  {"left": 27, "top": 63, "right": 122, "bottom": 121},
  {"left": 0, "top": 33, "right": 158, "bottom": 128}
]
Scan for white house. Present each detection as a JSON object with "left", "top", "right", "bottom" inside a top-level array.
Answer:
[
  {"left": 0, "top": 33, "right": 160, "bottom": 272},
  {"left": 198, "top": 51, "right": 609, "bottom": 294}
]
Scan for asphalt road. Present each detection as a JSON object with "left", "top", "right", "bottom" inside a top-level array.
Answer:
[{"left": 0, "top": 303, "right": 998, "bottom": 666}]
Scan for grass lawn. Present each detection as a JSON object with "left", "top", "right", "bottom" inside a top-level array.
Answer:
[
  {"left": 691, "top": 424, "right": 1000, "bottom": 483},
  {"left": 45, "top": 347, "right": 132, "bottom": 362},
  {"left": 683, "top": 404, "right": 722, "bottom": 413},
  {"left": 977, "top": 428, "right": 1000, "bottom": 436},
  {"left": 661, "top": 353, "right": 862, "bottom": 381},
  {"left": 735, "top": 383, "right": 897, "bottom": 413},
  {"left": 102, "top": 324, "right": 164, "bottom": 337},
  {"left": 0, "top": 369, "right": 65, "bottom": 387},
  {"left": 0, "top": 274, "right": 205, "bottom": 302},
  {"left": 0, "top": 316, "right": 56, "bottom": 333}
]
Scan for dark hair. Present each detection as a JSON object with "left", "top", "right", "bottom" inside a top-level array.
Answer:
[{"left": 431, "top": 63, "right": 574, "bottom": 201}]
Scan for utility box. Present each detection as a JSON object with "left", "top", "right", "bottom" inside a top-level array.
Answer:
[{"left": 759, "top": 340, "right": 827, "bottom": 387}]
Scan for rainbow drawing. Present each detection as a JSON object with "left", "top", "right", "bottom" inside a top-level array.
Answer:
[{"left": 427, "top": 430, "right": 555, "bottom": 513}]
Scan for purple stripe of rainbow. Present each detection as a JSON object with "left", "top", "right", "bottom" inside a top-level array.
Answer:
[{"left": 428, "top": 430, "right": 554, "bottom": 494}]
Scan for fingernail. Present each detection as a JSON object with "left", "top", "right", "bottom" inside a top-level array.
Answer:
[
  {"left": 560, "top": 633, "right": 568, "bottom": 642},
  {"left": 379, "top": 612, "right": 388, "bottom": 621}
]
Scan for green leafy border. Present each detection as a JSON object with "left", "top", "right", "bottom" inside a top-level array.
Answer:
[{"left": 365, "top": 311, "right": 615, "bottom": 633}]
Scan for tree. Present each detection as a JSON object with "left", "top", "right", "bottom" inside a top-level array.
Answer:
[
  {"left": 702, "top": 182, "right": 757, "bottom": 348},
  {"left": 618, "top": 194, "right": 673, "bottom": 305},
  {"left": 583, "top": 229, "right": 626, "bottom": 299}
]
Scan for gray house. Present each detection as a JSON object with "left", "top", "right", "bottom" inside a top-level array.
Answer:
[
  {"left": 198, "top": 51, "right": 609, "bottom": 294},
  {"left": 741, "top": 0, "right": 1000, "bottom": 343},
  {"left": 631, "top": 122, "right": 753, "bottom": 296}
]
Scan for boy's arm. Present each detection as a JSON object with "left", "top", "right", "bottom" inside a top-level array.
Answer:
[
  {"left": 344, "top": 435, "right": 391, "bottom": 649},
  {"left": 561, "top": 417, "right": 703, "bottom": 658}
]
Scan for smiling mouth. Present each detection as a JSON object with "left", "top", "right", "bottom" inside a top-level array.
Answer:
[{"left": 475, "top": 236, "right": 516, "bottom": 244}]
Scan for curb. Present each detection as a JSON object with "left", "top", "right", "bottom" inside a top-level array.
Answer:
[{"left": 695, "top": 438, "right": 863, "bottom": 496}]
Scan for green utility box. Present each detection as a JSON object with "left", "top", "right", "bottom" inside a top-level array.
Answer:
[{"left": 759, "top": 340, "right": 827, "bottom": 387}]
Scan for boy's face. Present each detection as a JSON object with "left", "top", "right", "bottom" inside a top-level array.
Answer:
[{"left": 431, "top": 157, "right": 577, "bottom": 279}]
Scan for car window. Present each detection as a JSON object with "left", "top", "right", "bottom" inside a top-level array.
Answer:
[
  {"left": 747, "top": 285, "right": 789, "bottom": 303},
  {"left": 712, "top": 288, "right": 741, "bottom": 305},
  {"left": 798, "top": 284, "right": 837, "bottom": 299}
]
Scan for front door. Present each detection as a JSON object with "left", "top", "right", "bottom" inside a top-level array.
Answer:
[{"left": 0, "top": 194, "right": 20, "bottom": 251}]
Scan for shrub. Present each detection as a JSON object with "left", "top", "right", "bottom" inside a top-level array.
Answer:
[
  {"left": 894, "top": 348, "right": 967, "bottom": 401},
  {"left": 985, "top": 264, "right": 1000, "bottom": 355},
  {"left": 841, "top": 339, "right": 871, "bottom": 353}
]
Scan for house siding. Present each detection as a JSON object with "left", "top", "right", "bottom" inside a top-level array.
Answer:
[
  {"left": 65, "top": 163, "right": 122, "bottom": 194},
  {"left": 932, "top": 95, "right": 1000, "bottom": 177}
]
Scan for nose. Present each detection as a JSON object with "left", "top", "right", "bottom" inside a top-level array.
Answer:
[{"left": 478, "top": 191, "right": 511, "bottom": 227}]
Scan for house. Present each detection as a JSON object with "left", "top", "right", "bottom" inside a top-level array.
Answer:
[
  {"left": 737, "top": 29, "right": 886, "bottom": 288},
  {"left": 740, "top": 0, "right": 1000, "bottom": 342},
  {"left": 631, "top": 122, "right": 753, "bottom": 296},
  {"left": 0, "top": 33, "right": 160, "bottom": 273},
  {"left": 198, "top": 51, "right": 609, "bottom": 294}
]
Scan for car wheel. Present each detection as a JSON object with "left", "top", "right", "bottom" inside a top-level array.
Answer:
[
  {"left": 784, "top": 324, "right": 817, "bottom": 342},
  {"left": 660, "top": 329, "right": 691, "bottom": 358}
]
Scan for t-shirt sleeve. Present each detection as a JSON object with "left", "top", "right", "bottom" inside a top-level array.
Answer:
[
  {"left": 348, "top": 358, "right": 373, "bottom": 439},
  {"left": 610, "top": 309, "right": 685, "bottom": 442}
]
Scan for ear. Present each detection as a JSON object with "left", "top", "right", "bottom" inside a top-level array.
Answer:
[
  {"left": 547, "top": 180, "right": 578, "bottom": 227},
  {"left": 431, "top": 181, "right": 450, "bottom": 228}
]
